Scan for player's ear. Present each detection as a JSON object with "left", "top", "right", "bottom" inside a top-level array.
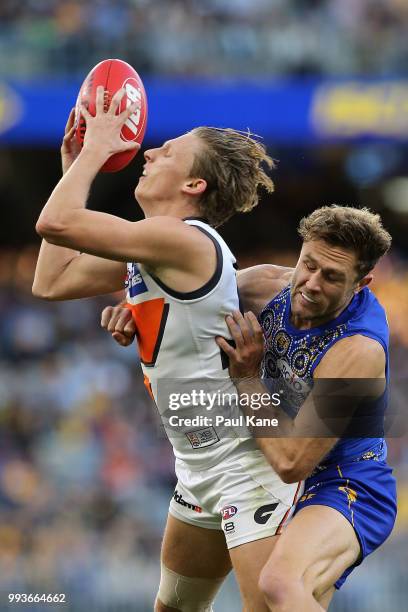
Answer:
[
  {"left": 182, "top": 178, "right": 207, "bottom": 196},
  {"left": 355, "top": 274, "right": 373, "bottom": 293}
]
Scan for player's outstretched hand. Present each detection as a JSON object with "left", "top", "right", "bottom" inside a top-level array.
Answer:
[
  {"left": 216, "top": 310, "right": 264, "bottom": 379},
  {"left": 61, "top": 107, "right": 81, "bottom": 175},
  {"left": 101, "top": 305, "right": 137, "bottom": 347},
  {"left": 81, "top": 86, "right": 141, "bottom": 160}
]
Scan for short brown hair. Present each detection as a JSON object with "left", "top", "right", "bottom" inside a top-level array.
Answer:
[
  {"left": 298, "top": 205, "right": 392, "bottom": 278},
  {"left": 190, "top": 127, "right": 275, "bottom": 227}
]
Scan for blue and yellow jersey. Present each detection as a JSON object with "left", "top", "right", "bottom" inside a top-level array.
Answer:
[{"left": 259, "top": 285, "right": 389, "bottom": 465}]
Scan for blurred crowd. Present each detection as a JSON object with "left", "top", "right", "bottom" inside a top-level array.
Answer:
[
  {"left": 0, "top": 246, "right": 407, "bottom": 609},
  {"left": 1, "top": 0, "right": 408, "bottom": 78},
  {"left": 0, "top": 250, "right": 175, "bottom": 607}
]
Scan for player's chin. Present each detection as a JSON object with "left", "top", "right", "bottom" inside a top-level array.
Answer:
[
  {"left": 292, "top": 298, "right": 319, "bottom": 320},
  {"left": 134, "top": 180, "right": 144, "bottom": 196},
  {"left": 134, "top": 187, "right": 149, "bottom": 212}
]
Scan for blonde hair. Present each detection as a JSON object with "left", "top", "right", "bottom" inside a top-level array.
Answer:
[{"left": 190, "top": 127, "right": 275, "bottom": 227}]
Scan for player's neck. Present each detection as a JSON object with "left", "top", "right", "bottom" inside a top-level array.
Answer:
[{"left": 140, "top": 199, "right": 200, "bottom": 220}]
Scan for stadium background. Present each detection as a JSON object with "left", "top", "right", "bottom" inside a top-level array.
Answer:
[{"left": 0, "top": 1, "right": 407, "bottom": 610}]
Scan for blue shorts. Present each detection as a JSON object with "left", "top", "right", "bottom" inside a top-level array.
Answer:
[{"left": 293, "top": 448, "right": 397, "bottom": 589}]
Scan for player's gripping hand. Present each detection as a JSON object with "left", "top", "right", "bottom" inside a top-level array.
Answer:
[
  {"left": 81, "top": 86, "right": 140, "bottom": 161},
  {"left": 61, "top": 108, "right": 81, "bottom": 175},
  {"left": 101, "top": 305, "right": 137, "bottom": 347},
  {"left": 216, "top": 310, "right": 264, "bottom": 379}
]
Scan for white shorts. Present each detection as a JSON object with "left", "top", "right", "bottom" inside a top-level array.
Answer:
[{"left": 169, "top": 450, "right": 303, "bottom": 549}]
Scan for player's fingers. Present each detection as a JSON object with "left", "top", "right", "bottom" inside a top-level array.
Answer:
[
  {"left": 108, "top": 306, "right": 133, "bottom": 333},
  {"left": 100, "top": 306, "right": 114, "bottom": 329},
  {"left": 116, "top": 307, "right": 133, "bottom": 322},
  {"left": 123, "top": 319, "right": 137, "bottom": 337},
  {"left": 114, "top": 309, "right": 134, "bottom": 333},
  {"left": 112, "top": 331, "right": 133, "bottom": 346},
  {"left": 245, "top": 311, "right": 263, "bottom": 340},
  {"left": 95, "top": 85, "right": 105, "bottom": 113},
  {"left": 234, "top": 310, "right": 256, "bottom": 345},
  {"left": 215, "top": 336, "right": 236, "bottom": 357},
  {"left": 80, "top": 102, "right": 91, "bottom": 121},
  {"left": 109, "top": 88, "right": 126, "bottom": 115},
  {"left": 62, "top": 123, "right": 76, "bottom": 147},
  {"left": 119, "top": 141, "right": 140, "bottom": 154},
  {"left": 64, "top": 123, "right": 76, "bottom": 141},
  {"left": 225, "top": 314, "right": 244, "bottom": 348},
  {"left": 64, "top": 107, "right": 76, "bottom": 134},
  {"left": 106, "top": 311, "right": 123, "bottom": 333},
  {"left": 230, "top": 310, "right": 253, "bottom": 344}
]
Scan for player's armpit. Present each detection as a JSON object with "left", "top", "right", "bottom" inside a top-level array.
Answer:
[{"left": 237, "top": 264, "right": 293, "bottom": 316}]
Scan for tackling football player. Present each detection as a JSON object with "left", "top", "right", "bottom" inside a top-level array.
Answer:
[{"left": 217, "top": 206, "right": 397, "bottom": 610}]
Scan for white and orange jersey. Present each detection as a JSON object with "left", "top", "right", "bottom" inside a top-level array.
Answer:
[{"left": 125, "top": 218, "right": 255, "bottom": 469}]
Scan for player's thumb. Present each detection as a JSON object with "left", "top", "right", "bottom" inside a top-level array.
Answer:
[{"left": 120, "top": 141, "right": 140, "bottom": 153}]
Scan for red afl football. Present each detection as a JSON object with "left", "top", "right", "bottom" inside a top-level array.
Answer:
[{"left": 75, "top": 59, "right": 148, "bottom": 173}]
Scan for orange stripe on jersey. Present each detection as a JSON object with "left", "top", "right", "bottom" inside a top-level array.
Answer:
[
  {"left": 143, "top": 374, "right": 154, "bottom": 400},
  {"left": 125, "top": 299, "right": 169, "bottom": 366}
]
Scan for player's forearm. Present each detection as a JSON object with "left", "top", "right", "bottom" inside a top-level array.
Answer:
[
  {"left": 33, "top": 150, "right": 98, "bottom": 296},
  {"left": 235, "top": 378, "right": 294, "bottom": 437},
  {"left": 36, "top": 148, "right": 105, "bottom": 237},
  {"left": 235, "top": 377, "right": 337, "bottom": 482},
  {"left": 32, "top": 239, "right": 80, "bottom": 299},
  {"left": 235, "top": 377, "right": 292, "bottom": 427},
  {"left": 235, "top": 377, "right": 310, "bottom": 481}
]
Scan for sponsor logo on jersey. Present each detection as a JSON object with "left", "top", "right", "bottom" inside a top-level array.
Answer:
[
  {"left": 125, "top": 263, "right": 148, "bottom": 297},
  {"left": 173, "top": 490, "right": 202, "bottom": 513},
  {"left": 222, "top": 505, "right": 238, "bottom": 520},
  {"left": 185, "top": 427, "right": 220, "bottom": 449},
  {"left": 277, "top": 359, "right": 311, "bottom": 395},
  {"left": 254, "top": 503, "right": 279, "bottom": 525},
  {"left": 274, "top": 358, "right": 312, "bottom": 416}
]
